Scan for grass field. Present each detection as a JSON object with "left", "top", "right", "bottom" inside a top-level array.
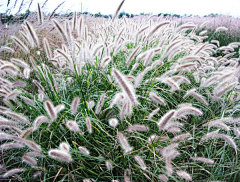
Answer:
[{"left": 0, "top": 3, "right": 240, "bottom": 181}]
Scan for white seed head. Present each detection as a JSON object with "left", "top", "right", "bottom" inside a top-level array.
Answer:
[
  {"left": 59, "top": 142, "right": 70, "bottom": 152},
  {"left": 109, "top": 118, "right": 119, "bottom": 128},
  {"left": 78, "top": 146, "right": 90, "bottom": 155}
]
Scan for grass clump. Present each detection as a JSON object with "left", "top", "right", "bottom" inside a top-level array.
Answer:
[{"left": 0, "top": 4, "right": 240, "bottom": 182}]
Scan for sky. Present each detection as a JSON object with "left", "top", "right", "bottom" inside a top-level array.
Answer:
[{"left": 0, "top": 0, "right": 240, "bottom": 17}]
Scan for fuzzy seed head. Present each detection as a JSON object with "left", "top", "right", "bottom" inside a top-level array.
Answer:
[
  {"left": 109, "top": 118, "right": 119, "bottom": 128},
  {"left": 59, "top": 142, "right": 70, "bottom": 152},
  {"left": 48, "top": 149, "right": 73, "bottom": 163},
  {"left": 78, "top": 146, "right": 90, "bottom": 155}
]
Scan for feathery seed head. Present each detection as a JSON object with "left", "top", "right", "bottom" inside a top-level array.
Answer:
[
  {"left": 78, "top": 146, "right": 90, "bottom": 155},
  {"left": 109, "top": 118, "right": 119, "bottom": 128},
  {"left": 59, "top": 142, "right": 70, "bottom": 152},
  {"left": 48, "top": 149, "right": 73, "bottom": 163}
]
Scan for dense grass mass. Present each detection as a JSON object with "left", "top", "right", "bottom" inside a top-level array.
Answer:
[{"left": 0, "top": 3, "right": 240, "bottom": 182}]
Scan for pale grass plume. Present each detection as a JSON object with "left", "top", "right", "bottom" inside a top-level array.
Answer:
[
  {"left": 0, "top": 120, "right": 20, "bottom": 128},
  {"left": 1, "top": 46, "right": 14, "bottom": 53},
  {"left": 3, "top": 98, "right": 13, "bottom": 109},
  {"left": 214, "top": 134, "right": 237, "bottom": 150},
  {"left": 161, "top": 77, "right": 180, "bottom": 92},
  {"left": 0, "top": 132, "right": 17, "bottom": 141},
  {"left": 37, "top": 3, "right": 43, "bottom": 24},
  {"left": 120, "top": 101, "right": 128, "bottom": 120},
  {"left": 78, "top": 15, "right": 84, "bottom": 37},
  {"left": 201, "top": 129, "right": 219, "bottom": 141},
  {"left": 23, "top": 67, "right": 31, "bottom": 79},
  {"left": 12, "top": 36, "right": 30, "bottom": 54},
  {"left": 134, "top": 155, "right": 147, "bottom": 170},
  {"left": 56, "top": 49, "right": 72, "bottom": 62},
  {"left": 191, "top": 157, "right": 214, "bottom": 164},
  {"left": 160, "top": 142, "right": 178, "bottom": 153},
  {"left": 10, "top": 58, "right": 29, "bottom": 68},
  {"left": 203, "top": 121, "right": 230, "bottom": 131},
  {"left": 33, "top": 171, "right": 42, "bottom": 178},
  {"left": 148, "top": 108, "right": 159, "bottom": 119},
  {"left": 172, "top": 133, "right": 190, "bottom": 142},
  {"left": 0, "top": 142, "right": 24, "bottom": 150},
  {"left": 126, "top": 45, "right": 141, "bottom": 65},
  {"left": 59, "top": 142, "right": 70, "bottom": 152},
  {"left": 158, "top": 174, "right": 168, "bottom": 181},
  {"left": 38, "top": 91, "right": 44, "bottom": 102},
  {"left": 165, "top": 157, "right": 173, "bottom": 175},
  {"left": 32, "top": 115, "right": 49, "bottom": 130},
  {"left": 146, "top": 21, "right": 170, "bottom": 39},
  {"left": 143, "top": 50, "right": 153, "bottom": 66},
  {"left": 101, "top": 56, "right": 111, "bottom": 68},
  {"left": 167, "top": 127, "right": 181, "bottom": 133},
  {"left": 129, "top": 63, "right": 140, "bottom": 75},
  {"left": 86, "top": 117, "right": 92, "bottom": 134},
  {"left": 199, "top": 30, "right": 208, "bottom": 36},
  {"left": 4, "top": 111, "right": 30, "bottom": 125},
  {"left": 21, "top": 127, "right": 34, "bottom": 138},
  {"left": 83, "top": 179, "right": 91, "bottom": 182},
  {"left": 215, "top": 26, "right": 228, "bottom": 33},
  {"left": 2, "top": 168, "right": 25, "bottom": 178},
  {"left": 109, "top": 118, "right": 119, "bottom": 128},
  {"left": 52, "top": 19, "right": 69, "bottom": 45},
  {"left": 87, "top": 100, "right": 95, "bottom": 110},
  {"left": 149, "top": 92, "right": 166, "bottom": 105},
  {"left": 117, "top": 132, "right": 133, "bottom": 154},
  {"left": 21, "top": 138, "right": 42, "bottom": 152},
  {"left": 95, "top": 93, "right": 106, "bottom": 114},
  {"left": 193, "top": 42, "right": 208, "bottom": 55},
  {"left": 48, "top": 149, "right": 73, "bottom": 163},
  {"left": 124, "top": 169, "right": 131, "bottom": 182},
  {"left": 72, "top": 11, "right": 77, "bottom": 32},
  {"left": 25, "top": 21, "right": 39, "bottom": 47},
  {"left": 66, "top": 120, "right": 83, "bottom": 134},
  {"left": 0, "top": 64, "right": 20, "bottom": 76},
  {"left": 175, "top": 106, "right": 203, "bottom": 119},
  {"left": 6, "top": 89, "right": 22, "bottom": 100},
  {"left": 105, "top": 160, "right": 113, "bottom": 171},
  {"left": 158, "top": 110, "right": 176, "bottom": 129},
  {"left": 134, "top": 66, "right": 152, "bottom": 88},
  {"left": 43, "top": 38, "right": 52, "bottom": 60},
  {"left": 92, "top": 44, "right": 103, "bottom": 57},
  {"left": 127, "top": 125, "right": 149, "bottom": 132},
  {"left": 20, "top": 96, "right": 35, "bottom": 106},
  {"left": 79, "top": 146, "right": 90, "bottom": 155},
  {"left": 55, "top": 104, "right": 65, "bottom": 115},
  {"left": 0, "top": 77, "right": 12, "bottom": 87},
  {"left": 211, "top": 40, "right": 220, "bottom": 47},
  {"left": 175, "top": 62, "right": 196, "bottom": 71},
  {"left": 112, "top": 0, "right": 125, "bottom": 21},
  {"left": 184, "top": 88, "right": 209, "bottom": 106},
  {"left": 199, "top": 20, "right": 209, "bottom": 29},
  {"left": 112, "top": 68, "right": 138, "bottom": 105},
  {"left": 212, "top": 82, "right": 237, "bottom": 101},
  {"left": 171, "top": 75, "right": 191, "bottom": 85},
  {"left": 44, "top": 100, "right": 57, "bottom": 121},
  {"left": 26, "top": 152, "right": 45, "bottom": 158},
  {"left": 33, "top": 80, "right": 45, "bottom": 91},
  {"left": 176, "top": 170, "right": 192, "bottom": 181},
  {"left": 233, "top": 125, "right": 240, "bottom": 138},
  {"left": 22, "top": 155, "right": 37, "bottom": 166},
  {"left": 71, "top": 97, "right": 80, "bottom": 114},
  {"left": 147, "top": 134, "right": 169, "bottom": 143}
]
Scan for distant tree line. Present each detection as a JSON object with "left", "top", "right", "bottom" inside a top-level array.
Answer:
[{"left": 0, "top": 10, "right": 221, "bottom": 24}]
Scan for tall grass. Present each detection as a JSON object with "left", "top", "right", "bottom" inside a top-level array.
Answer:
[{"left": 0, "top": 7, "right": 240, "bottom": 182}]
